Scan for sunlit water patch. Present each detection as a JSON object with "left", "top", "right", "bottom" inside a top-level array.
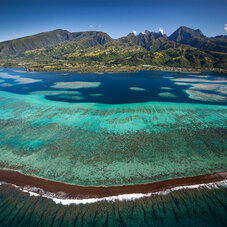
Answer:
[
  {"left": 172, "top": 77, "right": 227, "bottom": 102},
  {"left": 185, "top": 90, "right": 227, "bottom": 102},
  {"left": 158, "top": 92, "right": 177, "bottom": 98},
  {"left": 0, "top": 83, "right": 13, "bottom": 87},
  {"left": 129, "top": 87, "right": 146, "bottom": 91},
  {"left": 160, "top": 86, "right": 172, "bottom": 90},
  {"left": 175, "top": 82, "right": 225, "bottom": 91},
  {"left": 31, "top": 90, "right": 82, "bottom": 96},
  {"left": 171, "top": 78, "right": 227, "bottom": 83},
  {"left": 0, "top": 72, "right": 42, "bottom": 84},
  {"left": 51, "top": 81, "right": 101, "bottom": 89},
  {"left": 88, "top": 93, "right": 103, "bottom": 97}
]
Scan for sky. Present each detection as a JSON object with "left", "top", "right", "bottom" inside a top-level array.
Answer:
[{"left": 0, "top": 0, "right": 226, "bottom": 42}]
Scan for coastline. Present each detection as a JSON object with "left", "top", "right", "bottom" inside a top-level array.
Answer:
[
  {"left": 0, "top": 169, "right": 226, "bottom": 200},
  {"left": 0, "top": 64, "right": 226, "bottom": 75}
]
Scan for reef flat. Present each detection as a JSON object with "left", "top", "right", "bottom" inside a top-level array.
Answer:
[
  {"left": 129, "top": 87, "right": 146, "bottom": 91},
  {"left": 0, "top": 68, "right": 226, "bottom": 187},
  {"left": 51, "top": 81, "right": 101, "bottom": 89},
  {"left": 0, "top": 90, "right": 226, "bottom": 186},
  {"left": 0, "top": 68, "right": 226, "bottom": 226},
  {"left": 0, "top": 72, "right": 42, "bottom": 84}
]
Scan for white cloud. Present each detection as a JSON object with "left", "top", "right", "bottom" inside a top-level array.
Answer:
[
  {"left": 89, "top": 25, "right": 95, "bottom": 28},
  {"left": 159, "top": 28, "right": 164, "bottom": 35},
  {"left": 224, "top": 24, "right": 227, "bottom": 32},
  {"left": 132, "top": 30, "right": 137, "bottom": 35}
]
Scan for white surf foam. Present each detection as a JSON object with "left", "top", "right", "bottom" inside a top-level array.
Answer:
[{"left": 0, "top": 180, "right": 226, "bottom": 205}]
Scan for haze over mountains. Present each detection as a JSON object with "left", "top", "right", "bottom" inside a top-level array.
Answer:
[{"left": 0, "top": 26, "right": 226, "bottom": 71}]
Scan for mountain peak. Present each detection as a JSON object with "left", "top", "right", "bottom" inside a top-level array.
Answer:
[
  {"left": 169, "top": 26, "right": 205, "bottom": 42},
  {"left": 139, "top": 30, "right": 151, "bottom": 35},
  {"left": 144, "top": 30, "right": 151, "bottom": 35}
]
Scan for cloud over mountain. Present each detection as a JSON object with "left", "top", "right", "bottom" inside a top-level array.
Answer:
[
  {"left": 159, "top": 28, "right": 164, "bottom": 35},
  {"left": 132, "top": 30, "right": 137, "bottom": 35}
]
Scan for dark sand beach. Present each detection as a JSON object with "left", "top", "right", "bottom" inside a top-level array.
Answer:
[{"left": 0, "top": 169, "right": 226, "bottom": 199}]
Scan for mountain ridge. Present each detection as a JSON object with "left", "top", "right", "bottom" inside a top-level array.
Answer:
[
  {"left": 0, "top": 26, "right": 226, "bottom": 72},
  {"left": 168, "top": 26, "right": 227, "bottom": 53}
]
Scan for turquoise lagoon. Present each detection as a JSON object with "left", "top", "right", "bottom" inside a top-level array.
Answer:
[
  {"left": 0, "top": 67, "right": 227, "bottom": 226},
  {"left": 0, "top": 67, "right": 226, "bottom": 186}
]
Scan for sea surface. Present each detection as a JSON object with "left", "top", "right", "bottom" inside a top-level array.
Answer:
[
  {"left": 0, "top": 182, "right": 227, "bottom": 227},
  {"left": 0, "top": 67, "right": 226, "bottom": 226}
]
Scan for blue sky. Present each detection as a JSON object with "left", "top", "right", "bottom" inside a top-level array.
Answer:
[{"left": 0, "top": 0, "right": 226, "bottom": 41}]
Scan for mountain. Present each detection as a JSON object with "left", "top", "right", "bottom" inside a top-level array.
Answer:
[
  {"left": 117, "top": 31, "right": 169, "bottom": 52},
  {"left": 169, "top": 26, "right": 227, "bottom": 53},
  {"left": 70, "top": 31, "right": 112, "bottom": 48},
  {"left": 0, "top": 30, "right": 112, "bottom": 57},
  {"left": 0, "top": 27, "right": 226, "bottom": 71},
  {"left": 0, "top": 29, "right": 73, "bottom": 57},
  {"left": 168, "top": 26, "right": 205, "bottom": 42}
]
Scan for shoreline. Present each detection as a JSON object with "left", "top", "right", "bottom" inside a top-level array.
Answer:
[
  {"left": 0, "top": 169, "right": 226, "bottom": 199},
  {"left": 0, "top": 64, "right": 226, "bottom": 75}
]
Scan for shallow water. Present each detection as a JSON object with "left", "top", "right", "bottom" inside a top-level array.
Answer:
[
  {"left": 0, "top": 68, "right": 226, "bottom": 186},
  {"left": 0, "top": 67, "right": 226, "bottom": 225},
  {"left": 0, "top": 67, "right": 226, "bottom": 105}
]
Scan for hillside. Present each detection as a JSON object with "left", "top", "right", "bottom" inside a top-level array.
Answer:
[
  {"left": 0, "top": 26, "right": 226, "bottom": 72},
  {"left": 169, "top": 26, "right": 227, "bottom": 53},
  {"left": 0, "top": 30, "right": 112, "bottom": 57},
  {"left": 0, "top": 29, "right": 73, "bottom": 56}
]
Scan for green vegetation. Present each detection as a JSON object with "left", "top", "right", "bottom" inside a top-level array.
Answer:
[
  {"left": 0, "top": 27, "right": 226, "bottom": 73},
  {"left": 169, "top": 26, "right": 227, "bottom": 53}
]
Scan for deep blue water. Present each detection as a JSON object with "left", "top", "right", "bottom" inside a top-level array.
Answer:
[
  {"left": 0, "top": 67, "right": 226, "bottom": 105},
  {"left": 0, "top": 183, "right": 226, "bottom": 227}
]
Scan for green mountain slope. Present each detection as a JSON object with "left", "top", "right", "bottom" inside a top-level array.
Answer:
[
  {"left": 71, "top": 31, "right": 112, "bottom": 47},
  {"left": 0, "top": 30, "right": 112, "bottom": 57},
  {"left": 169, "top": 26, "right": 227, "bottom": 53},
  {"left": 0, "top": 27, "right": 226, "bottom": 72},
  {"left": 0, "top": 29, "right": 73, "bottom": 56},
  {"left": 168, "top": 26, "right": 205, "bottom": 42}
]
